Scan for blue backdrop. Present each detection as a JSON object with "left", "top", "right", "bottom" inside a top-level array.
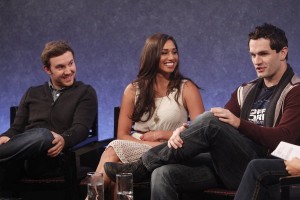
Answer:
[{"left": 1, "top": 0, "right": 300, "bottom": 140}]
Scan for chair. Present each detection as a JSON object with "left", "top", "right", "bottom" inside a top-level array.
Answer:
[
  {"left": 8, "top": 106, "right": 108, "bottom": 200},
  {"left": 198, "top": 188, "right": 235, "bottom": 200},
  {"left": 280, "top": 175, "right": 300, "bottom": 200},
  {"left": 113, "top": 107, "right": 151, "bottom": 200}
]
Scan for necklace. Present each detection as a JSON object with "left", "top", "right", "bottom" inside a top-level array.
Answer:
[{"left": 154, "top": 97, "right": 164, "bottom": 124}]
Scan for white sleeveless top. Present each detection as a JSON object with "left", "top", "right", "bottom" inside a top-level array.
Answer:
[
  {"left": 108, "top": 80, "right": 188, "bottom": 163},
  {"left": 133, "top": 80, "right": 188, "bottom": 133}
]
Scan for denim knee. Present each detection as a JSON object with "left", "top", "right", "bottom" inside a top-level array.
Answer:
[
  {"left": 191, "top": 112, "right": 222, "bottom": 129},
  {"left": 0, "top": 128, "right": 54, "bottom": 163},
  {"left": 151, "top": 166, "right": 173, "bottom": 186},
  {"left": 248, "top": 159, "right": 259, "bottom": 169},
  {"left": 26, "top": 128, "right": 53, "bottom": 139},
  {"left": 23, "top": 128, "right": 54, "bottom": 149},
  {"left": 151, "top": 166, "right": 179, "bottom": 200},
  {"left": 247, "top": 159, "right": 269, "bottom": 175}
]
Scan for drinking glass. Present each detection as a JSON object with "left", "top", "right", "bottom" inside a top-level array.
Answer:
[
  {"left": 87, "top": 172, "right": 104, "bottom": 200},
  {"left": 116, "top": 173, "right": 134, "bottom": 200}
]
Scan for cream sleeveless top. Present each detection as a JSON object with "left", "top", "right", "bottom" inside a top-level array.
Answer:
[
  {"left": 108, "top": 80, "right": 188, "bottom": 163},
  {"left": 133, "top": 80, "right": 188, "bottom": 133}
]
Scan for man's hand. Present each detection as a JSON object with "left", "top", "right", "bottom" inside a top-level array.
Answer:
[
  {"left": 48, "top": 131, "right": 65, "bottom": 157},
  {"left": 284, "top": 157, "right": 300, "bottom": 175},
  {"left": 168, "top": 123, "right": 188, "bottom": 149},
  {"left": 0, "top": 136, "right": 10, "bottom": 145},
  {"left": 211, "top": 107, "right": 240, "bottom": 128}
]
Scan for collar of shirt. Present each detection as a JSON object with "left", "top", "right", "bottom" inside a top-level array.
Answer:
[{"left": 48, "top": 81, "right": 65, "bottom": 101}]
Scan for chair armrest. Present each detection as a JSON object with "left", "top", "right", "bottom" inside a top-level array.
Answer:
[
  {"left": 71, "top": 140, "right": 106, "bottom": 157},
  {"left": 280, "top": 175, "right": 300, "bottom": 186},
  {"left": 64, "top": 139, "right": 113, "bottom": 181},
  {"left": 71, "top": 139, "right": 113, "bottom": 168}
]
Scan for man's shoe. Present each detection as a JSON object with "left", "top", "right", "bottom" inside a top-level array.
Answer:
[{"left": 104, "top": 159, "right": 150, "bottom": 183}]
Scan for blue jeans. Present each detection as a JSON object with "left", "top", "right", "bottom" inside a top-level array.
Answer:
[
  {"left": 0, "top": 128, "right": 62, "bottom": 187},
  {"left": 142, "top": 112, "right": 267, "bottom": 191},
  {"left": 234, "top": 159, "right": 289, "bottom": 200},
  {"left": 0, "top": 128, "right": 54, "bottom": 162},
  {"left": 151, "top": 153, "right": 222, "bottom": 200}
]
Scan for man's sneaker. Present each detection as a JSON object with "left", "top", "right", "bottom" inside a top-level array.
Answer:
[{"left": 104, "top": 159, "right": 150, "bottom": 183}]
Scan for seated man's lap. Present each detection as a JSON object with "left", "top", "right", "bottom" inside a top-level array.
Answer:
[{"left": 152, "top": 164, "right": 220, "bottom": 192}]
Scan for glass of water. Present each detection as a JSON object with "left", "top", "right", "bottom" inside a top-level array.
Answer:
[
  {"left": 116, "top": 173, "right": 133, "bottom": 200},
  {"left": 87, "top": 172, "right": 104, "bottom": 200}
]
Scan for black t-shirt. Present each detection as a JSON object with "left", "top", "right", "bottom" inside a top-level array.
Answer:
[{"left": 248, "top": 84, "right": 276, "bottom": 126}]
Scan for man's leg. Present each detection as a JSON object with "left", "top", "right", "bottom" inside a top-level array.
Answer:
[
  {"left": 143, "top": 112, "right": 266, "bottom": 189},
  {"left": 234, "top": 159, "right": 287, "bottom": 200},
  {"left": 0, "top": 128, "right": 54, "bottom": 162},
  {"left": 152, "top": 165, "right": 220, "bottom": 200},
  {"left": 151, "top": 153, "right": 220, "bottom": 200},
  {"left": 0, "top": 128, "right": 54, "bottom": 188},
  {"left": 0, "top": 159, "right": 25, "bottom": 197},
  {"left": 25, "top": 153, "right": 65, "bottom": 178},
  {"left": 105, "top": 112, "right": 266, "bottom": 188}
]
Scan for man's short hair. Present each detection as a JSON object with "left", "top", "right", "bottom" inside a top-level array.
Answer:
[
  {"left": 248, "top": 23, "right": 288, "bottom": 59},
  {"left": 41, "top": 41, "right": 75, "bottom": 68}
]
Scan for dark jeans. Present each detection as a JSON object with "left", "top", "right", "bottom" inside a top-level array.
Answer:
[
  {"left": 142, "top": 112, "right": 267, "bottom": 194},
  {"left": 0, "top": 128, "right": 63, "bottom": 189},
  {"left": 234, "top": 159, "right": 290, "bottom": 200},
  {"left": 151, "top": 153, "right": 222, "bottom": 200}
]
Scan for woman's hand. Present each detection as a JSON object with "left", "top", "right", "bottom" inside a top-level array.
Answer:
[
  {"left": 0, "top": 136, "right": 10, "bottom": 145},
  {"left": 140, "top": 131, "right": 158, "bottom": 142},
  {"left": 284, "top": 157, "right": 300, "bottom": 175}
]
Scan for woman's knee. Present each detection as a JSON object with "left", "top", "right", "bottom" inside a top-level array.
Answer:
[
  {"left": 102, "top": 146, "right": 119, "bottom": 160},
  {"left": 248, "top": 159, "right": 261, "bottom": 168},
  {"left": 245, "top": 159, "right": 271, "bottom": 179},
  {"left": 104, "top": 146, "right": 116, "bottom": 155}
]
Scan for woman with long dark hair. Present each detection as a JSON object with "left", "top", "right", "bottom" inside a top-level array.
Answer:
[{"left": 93, "top": 33, "right": 204, "bottom": 197}]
